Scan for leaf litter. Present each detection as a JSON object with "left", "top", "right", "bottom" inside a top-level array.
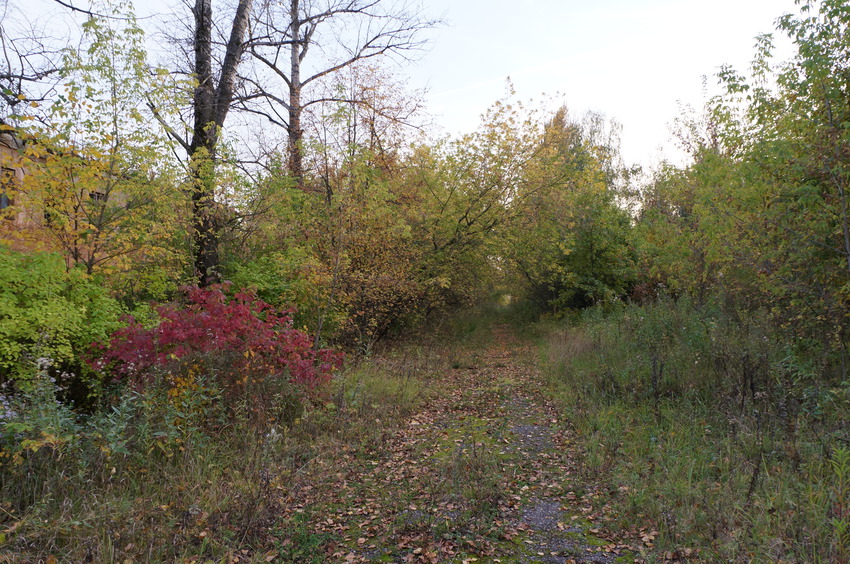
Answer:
[{"left": 270, "top": 325, "right": 646, "bottom": 563}]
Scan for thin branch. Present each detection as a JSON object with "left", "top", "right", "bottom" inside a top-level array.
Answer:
[
  {"left": 146, "top": 99, "right": 191, "bottom": 153},
  {"left": 51, "top": 0, "right": 154, "bottom": 20}
]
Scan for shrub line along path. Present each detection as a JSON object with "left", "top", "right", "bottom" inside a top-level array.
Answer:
[{"left": 270, "top": 325, "right": 641, "bottom": 563}]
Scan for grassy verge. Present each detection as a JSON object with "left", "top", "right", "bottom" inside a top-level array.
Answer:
[
  {"left": 0, "top": 337, "right": 439, "bottom": 563},
  {"left": 543, "top": 297, "right": 850, "bottom": 562}
]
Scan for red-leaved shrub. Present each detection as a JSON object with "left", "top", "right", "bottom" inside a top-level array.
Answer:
[{"left": 90, "top": 286, "right": 343, "bottom": 394}]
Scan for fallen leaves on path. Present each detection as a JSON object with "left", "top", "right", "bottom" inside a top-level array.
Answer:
[{"left": 270, "top": 325, "right": 644, "bottom": 563}]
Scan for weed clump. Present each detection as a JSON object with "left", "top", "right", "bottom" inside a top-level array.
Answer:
[{"left": 545, "top": 296, "right": 849, "bottom": 562}]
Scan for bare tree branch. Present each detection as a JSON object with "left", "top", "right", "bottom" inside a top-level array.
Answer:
[
  {"left": 0, "top": 14, "right": 64, "bottom": 115},
  {"left": 51, "top": 0, "right": 157, "bottom": 20},
  {"left": 146, "top": 99, "right": 192, "bottom": 153},
  {"left": 244, "top": 0, "right": 440, "bottom": 186}
]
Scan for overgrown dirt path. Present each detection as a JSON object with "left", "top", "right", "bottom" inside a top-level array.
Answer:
[{"left": 273, "top": 326, "right": 636, "bottom": 563}]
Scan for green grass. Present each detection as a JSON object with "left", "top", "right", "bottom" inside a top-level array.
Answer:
[
  {"left": 542, "top": 296, "right": 850, "bottom": 562},
  {"left": 11, "top": 296, "right": 842, "bottom": 562},
  {"left": 0, "top": 336, "right": 436, "bottom": 563}
]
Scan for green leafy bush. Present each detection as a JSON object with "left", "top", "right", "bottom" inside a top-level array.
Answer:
[{"left": 0, "top": 248, "right": 123, "bottom": 399}]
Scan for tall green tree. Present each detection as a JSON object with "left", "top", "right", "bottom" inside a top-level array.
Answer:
[
  {"left": 4, "top": 1, "right": 184, "bottom": 297},
  {"left": 637, "top": 0, "right": 850, "bottom": 344},
  {"left": 402, "top": 94, "right": 542, "bottom": 310},
  {"left": 502, "top": 106, "right": 636, "bottom": 310}
]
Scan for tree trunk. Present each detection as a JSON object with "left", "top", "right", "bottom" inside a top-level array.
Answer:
[
  {"left": 189, "top": 0, "right": 252, "bottom": 286},
  {"left": 287, "top": 0, "right": 304, "bottom": 188},
  {"left": 190, "top": 0, "right": 217, "bottom": 285}
]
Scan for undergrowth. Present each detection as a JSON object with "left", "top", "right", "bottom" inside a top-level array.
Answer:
[
  {"left": 0, "top": 340, "right": 437, "bottom": 563},
  {"left": 544, "top": 296, "right": 850, "bottom": 562}
]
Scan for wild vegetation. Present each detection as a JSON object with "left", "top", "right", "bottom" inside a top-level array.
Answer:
[{"left": 0, "top": 0, "right": 849, "bottom": 562}]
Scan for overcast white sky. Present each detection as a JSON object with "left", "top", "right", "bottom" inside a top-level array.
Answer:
[
  {"left": 10, "top": 0, "right": 801, "bottom": 167},
  {"left": 404, "top": 0, "right": 799, "bottom": 167}
]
